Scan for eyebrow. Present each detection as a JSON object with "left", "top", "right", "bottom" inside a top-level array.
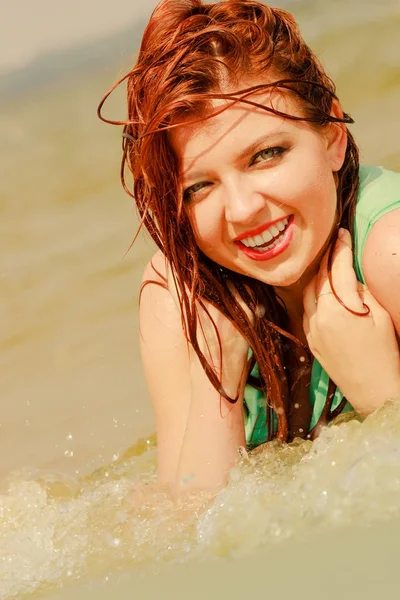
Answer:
[
  {"left": 235, "top": 130, "right": 289, "bottom": 164},
  {"left": 183, "top": 130, "right": 290, "bottom": 183}
]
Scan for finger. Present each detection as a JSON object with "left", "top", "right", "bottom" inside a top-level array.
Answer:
[
  {"left": 329, "top": 228, "right": 364, "bottom": 311},
  {"left": 303, "top": 273, "right": 318, "bottom": 318},
  {"left": 315, "top": 242, "right": 331, "bottom": 296},
  {"left": 358, "top": 288, "right": 384, "bottom": 320},
  {"left": 357, "top": 281, "right": 368, "bottom": 293},
  {"left": 302, "top": 277, "right": 316, "bottom": 347},
  {"left": 302, "top": 308, "right": 310, "bottom": 342}
]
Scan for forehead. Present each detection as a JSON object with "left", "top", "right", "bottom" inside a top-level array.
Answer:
[{"left": 170, "top": 87, "right": 304, "bottom": 173}]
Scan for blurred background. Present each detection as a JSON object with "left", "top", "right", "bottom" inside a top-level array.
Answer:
[{"left": 1, "top": 0, "right": 399, "bottom": 482}]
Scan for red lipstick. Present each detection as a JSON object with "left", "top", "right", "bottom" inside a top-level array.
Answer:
[{"left": 234, "top": 215, "right": 294, "bottom": 262}]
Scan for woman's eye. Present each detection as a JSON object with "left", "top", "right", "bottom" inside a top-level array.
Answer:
[
  {"left": 183, "top": 181, "right": 210, "bottom": 201},
  {"left": 251, "top": 146, "right": 286, "bottom": 165}
]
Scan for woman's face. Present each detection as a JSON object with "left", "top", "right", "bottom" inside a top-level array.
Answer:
[{"left": 171, "top": 88, "right": 346, "bottom": 289}]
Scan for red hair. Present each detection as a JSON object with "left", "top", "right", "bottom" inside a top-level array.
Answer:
[{"left": 99, "top": 0, "right": 360, "bottom": 442}]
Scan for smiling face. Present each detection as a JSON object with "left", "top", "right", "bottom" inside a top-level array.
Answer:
[{"left": 171, "top": 87, "right": 347, "bottom": 292}]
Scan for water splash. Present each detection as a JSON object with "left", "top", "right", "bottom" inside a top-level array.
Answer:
[{"left": 2, "top": 403, "right": 400, "bottom": 599}]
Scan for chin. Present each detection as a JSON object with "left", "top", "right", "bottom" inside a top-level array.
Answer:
[
  {"left": 248, "top": 259, "right": 309, "bottom": 288},
  {"left": 262, "top": 273, "right": 303, "bottom": 288}
]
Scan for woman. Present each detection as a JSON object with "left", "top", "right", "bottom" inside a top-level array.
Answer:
[{"left": 99, "top": 0, "right": 400, "bottom": 493}]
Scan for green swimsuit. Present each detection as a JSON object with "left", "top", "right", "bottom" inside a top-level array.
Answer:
[{"left": 244, "top": 165, "right": 400, "bottom": 448}]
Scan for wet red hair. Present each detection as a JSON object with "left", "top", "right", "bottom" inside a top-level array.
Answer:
[{"left": 98, "top": 0, "right": 360, "bottom": 442}]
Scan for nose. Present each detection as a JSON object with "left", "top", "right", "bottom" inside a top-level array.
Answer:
[{"left": 223, "top": 175, "right": 266, "bottom": 225}]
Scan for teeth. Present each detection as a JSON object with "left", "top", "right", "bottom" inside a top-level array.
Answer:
[
  {"left": 261, "top": 229, "right": 273, "bottom": 243},
  {"left": 240, "top": 217, "right": 289, "bottom": 248},
  {"left": 269, "top": 225, "right": 280, "bottom": 237},
  {"left": 253, "top": 236, "right": 281, "bottom": 252},
  {"left": 277, "top": 221, "right": 286, "bottom": 232}
]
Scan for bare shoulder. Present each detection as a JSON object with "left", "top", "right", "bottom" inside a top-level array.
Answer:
[
  {"left": 141, "top": 249, "right": 181, "bottom": 303},
  {"left": 362, "top": 207, "right": 400, "bottom": 334},
  {"left": 141, "top": 248, "right": 168, "bottom": 285},
  {"left": 139, "top": 250, "right": 187, "bottom": 358}
]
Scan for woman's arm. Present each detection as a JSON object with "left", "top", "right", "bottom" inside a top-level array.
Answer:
[
  {"left": 362, "top": 207, "right": 400, "bottom": 336},
  {"left": 303, "top": 229, "right": 400, "bottom": 417},
  {"left": 139, "top": 251, "right": 246, "bottom": 493}
]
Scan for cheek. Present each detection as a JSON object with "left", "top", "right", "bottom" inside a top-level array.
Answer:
[
  {"left": 306, "top": 181, "right": 337, "bottom": 241},
  {"left": 189, "top": 202, "right": 223, "bottom": 249},
  {"left": 275, "top": 143, "right": 334, "bottom": 205},
  {"left": 298, "top": 156, "right": 337, "bottom": 218},
  {"left": 307, "top": 181, "right": 338, "bottom": 256},
  {"left": 282, "top": 147, "right": 337, "bottom": 248}
]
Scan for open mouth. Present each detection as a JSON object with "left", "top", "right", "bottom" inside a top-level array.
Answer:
[
  {"left": 241, "top": 217, "right": 291, "bottom": 251},
  {"left": 235, "top": 215, "right": 294, "bottom": 261}
]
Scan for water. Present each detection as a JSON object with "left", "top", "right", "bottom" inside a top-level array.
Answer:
[
  {"left": 1, "top": 0, "right": 400, "bottom": 598},
  {"left": 3, "top": 405, "right": 400, "bottom": 598}
]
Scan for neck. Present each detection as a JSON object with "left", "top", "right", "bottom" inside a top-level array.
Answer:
[
  {"left": 275, "top": 284, "right": 309, "bottom": 347},
  {"left": 275, "top": 261, "right": 317, "bottom": 321}
]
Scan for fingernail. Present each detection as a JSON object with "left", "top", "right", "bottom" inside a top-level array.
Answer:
[{"left": 338, "top": 227, "right": 351, "bottom": 242}]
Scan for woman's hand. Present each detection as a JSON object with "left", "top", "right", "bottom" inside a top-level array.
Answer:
[
  {"left": 303, "top": 228, "right": 400, "bottom": 416},
  {"left": 167, "top": 266, "right": 252, "bottom": 400}
]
